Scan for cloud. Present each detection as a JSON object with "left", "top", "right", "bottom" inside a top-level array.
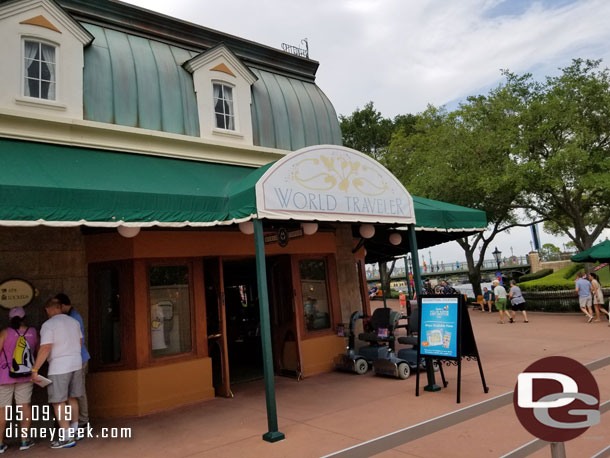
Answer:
[{"left": 122, "top": 0, "right": 610, "bottom": 118}]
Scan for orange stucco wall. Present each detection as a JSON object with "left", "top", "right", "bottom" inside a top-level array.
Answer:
[
  {"left": 300, "top": 334, "right": 346, "bottom": 377},
  {"left": 88, "top": 358, "right": 214, "bottom": 418},
  {"left": 85, "top": 230, "right": 337, "bottom": 263}
]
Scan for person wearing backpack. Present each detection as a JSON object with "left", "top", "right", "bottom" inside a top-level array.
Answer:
[{"left": 0, "top": 307, "right": 38, "bottom": 453}]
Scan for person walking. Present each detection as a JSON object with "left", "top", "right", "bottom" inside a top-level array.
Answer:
[
  {"left": 588, "top": 272, "right": 609, "bottom": 324},
  {"left": 31, "top": 298, "right": 83, "bottom": 449},
  {"left": 0, "top": 307, "right": 38, "bottom": 452},
  {"left": 575, "top": 273, "right": 594, "bottom": 323},
  {"left": 55, "top": 293, "right": 90, "bottom": 429},
  {"left": 507, "top": 280, "right": 529, "bottom": 323},
  {"left": 493, "top": 280, "right": 509, "bottom": 323},
  {"left": 482, "top": 287, "right": 494, "bottom": 313}
]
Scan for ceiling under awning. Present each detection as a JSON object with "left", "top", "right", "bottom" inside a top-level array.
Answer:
[{"left": 0, "top": 140, "right": 486, "bottom": 251}]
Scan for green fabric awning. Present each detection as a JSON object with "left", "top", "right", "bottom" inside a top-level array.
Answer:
[
  {"left": 0, "top": 140, "right": 487, "bottom": 236},
  {"left": 0, "top": 139, "right": 257, "bottom": 226},
  {"left": 411, "top": 195, "right": 486, "bottom": 232},
  {"left": 571, "top": 240, "right": 610, "bottom": 263}
]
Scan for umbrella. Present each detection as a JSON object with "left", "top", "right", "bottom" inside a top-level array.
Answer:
[{"left": 571, "top": 240, "right": 610, "bottom": 263}]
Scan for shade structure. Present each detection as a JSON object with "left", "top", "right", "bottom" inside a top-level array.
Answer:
[
  {"left": 571, "top": 240, "right": 610, "bottom": 263},
  {"left": 0, "top": 138, "right": 259, "bottom": 227},
  {"left": 0, "top": 140, "right": 486, "bottom": 242}
]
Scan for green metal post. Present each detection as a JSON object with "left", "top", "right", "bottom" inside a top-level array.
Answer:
[
  {"left": 404, "top": 255, "right": 413, "bottom": 301},
  {"left": 379, "top": 262, "right": 388, "bottom": 309},
  {"left": 253, "top": 219, "right": 285, "bottom": 443},
  {"left": 408, "top": 224, "right": 440, "bottom": 392},
  {"left": 407, "top": 225, "right": 422, "bottom": 299}
]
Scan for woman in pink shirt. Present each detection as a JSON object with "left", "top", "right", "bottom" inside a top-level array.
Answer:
[{"left": 0, "top": 307, "right": 38, "bottom": 452}]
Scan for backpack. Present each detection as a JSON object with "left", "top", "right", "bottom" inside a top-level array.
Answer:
[{"left": 3, "top": 328, "right": 34, "bottom": 378}]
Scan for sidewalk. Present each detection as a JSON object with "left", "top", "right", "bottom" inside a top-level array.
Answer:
[{"left": 17, "top": 303, "right": 610, "bottom": 457}]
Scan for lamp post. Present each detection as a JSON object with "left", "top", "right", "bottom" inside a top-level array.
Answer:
[{"left": 492, "top": 246, "right": 502, "bottom": 269}]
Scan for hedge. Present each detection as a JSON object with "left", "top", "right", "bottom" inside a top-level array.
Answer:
[
  {"left": 519, "top": 263, "right": 584, "bottom": 292},
  {"left": 517, "top": 268, "right": 553, "bottom": 283}
]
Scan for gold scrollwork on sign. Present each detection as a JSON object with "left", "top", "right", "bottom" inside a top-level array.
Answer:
[{"left": 293, "top": 155, "right": 389, "bottom": 196}]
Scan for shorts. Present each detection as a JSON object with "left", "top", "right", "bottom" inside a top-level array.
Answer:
[
  {"left": 511, "top": 301, "right": 526, "bottom": 311},
  {"left": 48, "top": 370, "right": 84, "bottom": 404},
  {"left": 495, "top": 298, "right": 508, "bottom": 311},
  {"left": 579, "top": 296, "right": 592, "bottom": 308},
  {"left": 0, "top": 382, "right": 33, "bottom": 407}
]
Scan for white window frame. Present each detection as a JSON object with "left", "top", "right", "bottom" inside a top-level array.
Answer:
[
  {"left": 21, "top": 37, "right": 59, "bottom": 102},
  {"left": 211, "top": 81, "right": 240, "bottom": 136}
]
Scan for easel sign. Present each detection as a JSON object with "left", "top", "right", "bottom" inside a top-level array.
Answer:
[{"left": 415, "top": 294, "right": 489, "bottom": 403}]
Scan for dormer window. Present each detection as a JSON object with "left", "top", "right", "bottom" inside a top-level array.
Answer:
[
  {"left": 213, "top": 83, "right": 234, "bottom": 130},
  {"left": 23, "top": 39, "right": 56, "bottom": 100}
]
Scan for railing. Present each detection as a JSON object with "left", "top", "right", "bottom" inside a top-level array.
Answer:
[
  {"left": 366, "top": 256, "right": 530, "bottom": 279},
  {"left": 322, "top": 355, "right": 610, "bottom": 458}
]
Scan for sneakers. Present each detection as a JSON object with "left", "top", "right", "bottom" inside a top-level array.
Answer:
[
  {"left": 509, "top": 317, "right": 514, "bottom": 323},
  {"left": 50, "top": 438, "right": 76, "bottom": 449},
  {"left": 587, "top": 315, "right": 594, "bottom": 323},
  {"left": 19, "top": 440, "right": 35, "bottom": 451},
  {"left": 0, "top": 443, "right": 7, "bottom": 454}
]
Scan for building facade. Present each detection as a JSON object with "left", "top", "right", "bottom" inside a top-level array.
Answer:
[{"left": 0, "top": 0, "right": 373, "bottom": 417}]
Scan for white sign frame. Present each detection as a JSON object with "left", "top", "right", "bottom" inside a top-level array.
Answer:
[{"left": 255, "top": 145, "right": 415, "bottom": 224}]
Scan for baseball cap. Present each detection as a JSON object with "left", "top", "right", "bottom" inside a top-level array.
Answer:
[{"left": 9, "top": 307, "right": 25, "bottom": 319}]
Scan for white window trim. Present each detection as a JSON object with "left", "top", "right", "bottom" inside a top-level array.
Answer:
[
  {"left": 211, "top": 80, "right": 241, "bottom": 136},
  {"left": 20, "top": 35, "right": 60, "bottom": 104}
]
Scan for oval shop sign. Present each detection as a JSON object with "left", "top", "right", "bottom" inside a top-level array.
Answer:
[{"left": 0, "top": 279, "right": 35, "bottom": 309}]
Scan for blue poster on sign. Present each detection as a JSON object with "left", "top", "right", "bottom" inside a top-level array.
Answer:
[{"left": 420, "top": 297, "right": 458, "bottom": 358}]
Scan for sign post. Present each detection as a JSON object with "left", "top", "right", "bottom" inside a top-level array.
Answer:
[{"left": 416, "top": 294, "right": 488, "bottom": 403}]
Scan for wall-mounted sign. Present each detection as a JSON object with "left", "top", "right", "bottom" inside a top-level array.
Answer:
[
  {"left": 256, "top": 145, "right": 415, "bottom": 224},
  {"left": 264, "top": 228, "right": 303, "bottom": 247},
  {"left": 0, "top": 279, "right": 35, "bottom": 309}
]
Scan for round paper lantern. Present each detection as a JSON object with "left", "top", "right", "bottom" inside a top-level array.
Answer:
[
  {"left": 117, "top": 226, "right": 140, "bottom": 238},
  {"left": 359, "top": 224, "right": 375, "bottom": 239},
  {"left": 238, "top": 221, "right": 254, "bottom": 235},
  {"left": 301, "top": 222, "right": 318, "bottom": 235},
  {"left": 389, "top": 233, "right": 402, "bottom": 245}
]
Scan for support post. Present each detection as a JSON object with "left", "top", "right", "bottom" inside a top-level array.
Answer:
[
  {"left": 253, "top": 219, "right": 285, "bottom": 443},
  {"left": 404, "top": 256, "right": 413, "bottom": 302},
  {"left": 408, "top": 225, "right": 422, "bottom": 299},
  {"left": 378, "top": 262, "right": 388, "bottom": 309},
  {"left": 408, "top": 224, "right": 440, "bottom": 392}
]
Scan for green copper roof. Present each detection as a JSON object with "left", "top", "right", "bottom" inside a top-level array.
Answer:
[
  {"left": 82, "top": 24, "right": 342, "bottom": 150},
  {"left": 82, "top": 23, "right": 200, "bottom": 136},
  {"left": 251, "top": 68, "right": 342, "bottom": 150}
]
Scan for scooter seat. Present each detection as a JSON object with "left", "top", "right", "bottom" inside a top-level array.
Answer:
[
  {"left": 358, "top": 332, "right": 393, "bottom": 342},
  {"left": 398, "top": 336, "right": 418, "bottom": 346}
]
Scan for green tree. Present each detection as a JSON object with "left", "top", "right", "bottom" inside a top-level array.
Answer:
[
  {"left": 385, "top": 76, "right": 537, "bottom": 298},
  {"left": 339, "top": 102, "right": 418, "bottom": 161},
  {"left": 539, "top": 243, "right": 561, "bottom": 261},
  {"left": 516, "top": 59, "right": 610, "bottom": 250}
]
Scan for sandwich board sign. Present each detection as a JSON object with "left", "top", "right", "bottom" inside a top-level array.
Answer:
[{"left": 415, "top": 294, "right": 488, "bottom": 403}]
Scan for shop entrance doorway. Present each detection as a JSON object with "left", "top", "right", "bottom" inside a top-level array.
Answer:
[
  {"left": 222, "top": 258, "right": 264, "bottom": 384},
  {"left": 206, "top": 255, "right": 302, "bottom": 390}
]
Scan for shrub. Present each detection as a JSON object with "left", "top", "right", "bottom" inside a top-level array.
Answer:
[
  {"left": 519, "top": 264, "right": 584, "bottom": 291},
  {"left": 518, "top": 268, "right": 553, "bottom": 283}
]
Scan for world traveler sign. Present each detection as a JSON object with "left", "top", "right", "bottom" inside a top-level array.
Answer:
[{"left": 256, "top": 145, "right": 415, "bottom": 224}]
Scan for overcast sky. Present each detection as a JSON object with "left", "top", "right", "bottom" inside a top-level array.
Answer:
[{"left": 124, "top": 0, "right": 610, "bottom": 262}]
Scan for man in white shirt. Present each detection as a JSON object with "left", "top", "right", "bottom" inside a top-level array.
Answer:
[
  {"left": 32, "top": 298, "right": 83, "bottom": 449},
  {"left": 493, "top": 280, "right": 509, "bottom": 324}
]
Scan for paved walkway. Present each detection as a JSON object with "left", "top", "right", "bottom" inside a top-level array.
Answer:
[{"left": 16, "top": 302, "right": 610, "bottom": 457}]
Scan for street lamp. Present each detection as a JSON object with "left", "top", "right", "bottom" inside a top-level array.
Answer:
[{"left": 492, "top": 246, "right": 502, "bottom": 269}]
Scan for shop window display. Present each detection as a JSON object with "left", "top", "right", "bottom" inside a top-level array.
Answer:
[
  {"left": 149, "top": 265, "right": 192, "bottom": 357},
  {"left": 299, "top": 259, "right": 331, "bottom": 331}
]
